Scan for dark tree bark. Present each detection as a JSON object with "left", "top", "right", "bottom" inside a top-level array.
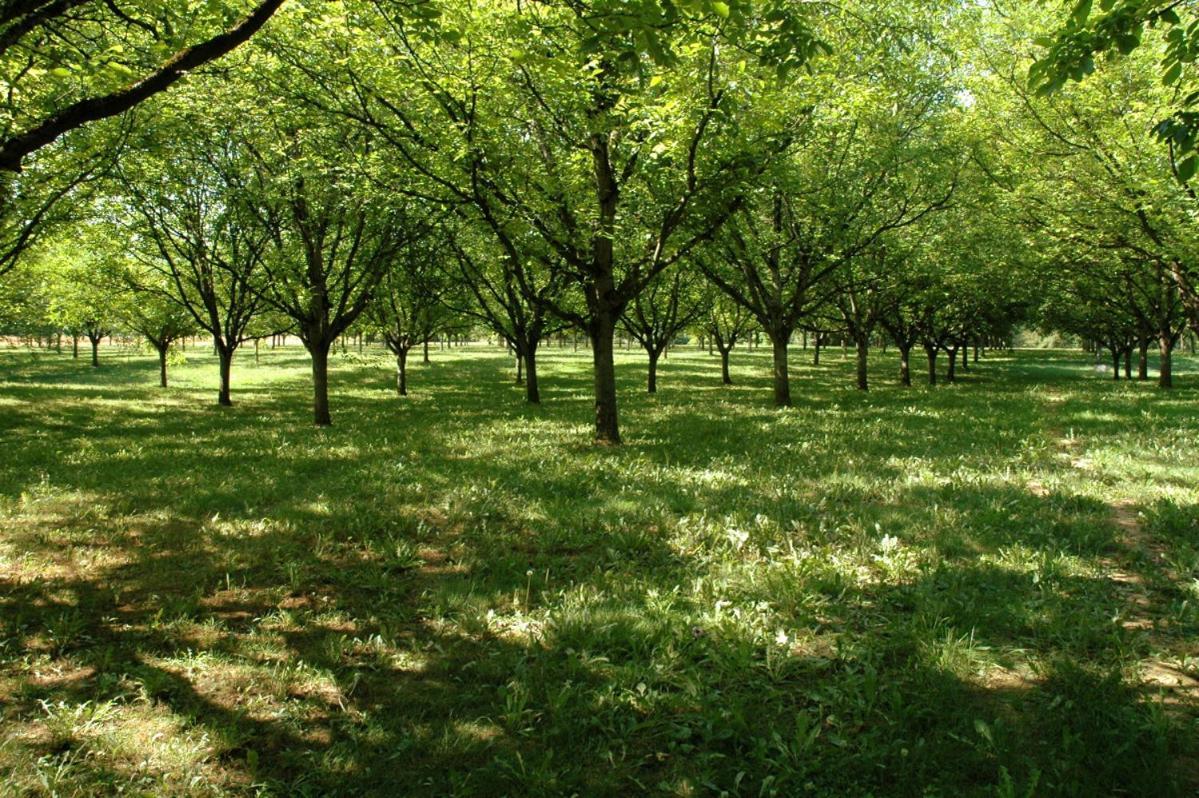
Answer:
[
  {"left": 770, "top": 332, "right": 791, "bottom": 407},
  {"left": 719, "top": 347, "right": 732, "bottom": 385},
  {"left": 524, "top": 349, "right": 540, "bottom": 404},
  {"left": 898, "top": 343, "right": 912, "bottom": 387},
  {"left": 309, "top": 342, "right": 332, "bottom": 426},
  {"left": 854, "top": 335, "right": 869, "bottom": 391},
  {"left": 1138, "top": 339, "right": 1150, "bottom": 381},
  {"left": 157, "top": 343, "right": 169, "bottom": 388},
  {"left": 395, "top": 347, "right": 409, "bottom": 396},
  {"left": 1159, "top": 332, "right": 1174, "bottom": 389},
  {"left": 647, "top": 350, "right": 660, "bottom": 393},
  {"left": 925, "top": 343, "right": 938, "bottom": 386},
  {"left": 589, "top": 310, "right": 620, "bottom": 444},
  {"left": 217, "top": 345, "right": 234, "bottom": 406},
  {"left": 0, "top": 0, "right": 286, "bottom": 172}
]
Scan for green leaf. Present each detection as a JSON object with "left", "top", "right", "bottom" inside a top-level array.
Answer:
[
  {"left": 1177, "top": 155, "right": 1196, "bottom": 183},
  {"left": 712, "top": 1, "right": 730, "bottom": 18}
]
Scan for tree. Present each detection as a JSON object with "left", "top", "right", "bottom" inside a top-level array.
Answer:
[
  {"left": 117, "top": 109, "right": 270, "bottom": 406},
  {"left": 36, "top": 230, "right": 124, "bottom": 366},
  {"left": 305, "top": 0, "right": 823, "bottom": 443},
  {"left": 622, "top": 268, "right": 706, "bottom": 393},
  {"left": 244, "top": 122, "right": 411, "bottom": 427},
  {"left": 0, "top": 0, "right": 286, "bottom": 279},
  {"left": 118, "top": 275, "right": 195, "bottom": 387},
  {"left": 701, "top": 292, "right": 755, "bottom": 385},
  {"left": 0, "top": 0, "right": 285, "bottom": 173},
  {"left": 369, "top": 234, "right": 458, "bottom": 398},
  {"left": 445, "top": 223, "right": 567, "bottom": 405}
]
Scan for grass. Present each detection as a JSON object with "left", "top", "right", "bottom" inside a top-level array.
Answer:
[{"left": 1, "top": 340, "right": 1198, "bottom": 796}]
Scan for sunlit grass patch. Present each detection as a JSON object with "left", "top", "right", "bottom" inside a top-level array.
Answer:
[{"left": 1, "top": 346, "right": 1197, "bottom": 795}]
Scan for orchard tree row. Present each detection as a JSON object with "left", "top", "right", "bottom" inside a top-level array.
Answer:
[{"left": 0, "top": 0, "right": 1196, "bottom": 443}]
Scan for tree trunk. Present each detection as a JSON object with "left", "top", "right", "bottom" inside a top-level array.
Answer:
[
  {"left": 515, "top": 353, "right": 523, "bottom": 384},
  {"left": 946, "top": 347, "right": 958, "bottom": 383},
  {"left": 1111, "top": 349, "right": 1121, "bottom": 380},
  {"left": 770, "top": 332, "right": 792, "bottom": 407},
  {"left": 423, "top": 340, "right": 430, "bottom": 364},
  {"left": 812, "top": 335, "right": 821, "bottom": 366},
  {"left": 1159, "top": 333, "right": 1174, "bottom": 389},
  {"left": 647, "top": 348, "right": 659, "bottom": 393},
  {"left": 310, "top": 342, "right": 332, "bottom": 426},
  {"left": 71, "top": 335, "right": 78, "bottom": 359},
  {"left": 1124, "top": 348, "right": 1132, "bottom": 380},
  {"left": 524, "top": 348, "right": 540, "bottom": 404},
  {"left": 720, "top": 347, "right": 732, "bottom": 385},
  {"left": 158, "top": 344, "right": 168, "bottom": 388},
  {"left": 589, "top": 311, "right": 620, "bottom": 444},
  {"left": 855, "top": 336, "right": 869, "bottom": 391},
  {"left": 898, "top": 344, "right": 912, "bottom": 387},
  {"left": 1138, "top": 340, "right": 1149, "bottom": 381},
  {"left": 973, "top": 344, "right": 979, "bottom": 363},
  {"left": 960, "top": 344, "right": 969, "bottom": 371},
  {"left": 925, "top": 345, "right": 938, "bottom": 386},
  {"left": 90, "top": 337, "right": 100, "bottom": 367},
  {"left": 396, "top": 348, "right": 408, "bottom": 397},
  {"left": 218, "top": 345, "right": 234, "bottom": 406}
]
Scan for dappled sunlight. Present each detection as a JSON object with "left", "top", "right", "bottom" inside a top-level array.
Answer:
[{"left": 1, "top": 348, "right": 1197, "bottom": 794}]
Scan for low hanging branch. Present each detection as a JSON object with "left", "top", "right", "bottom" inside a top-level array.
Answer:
[{"left": 0, "top": 0, "right": 285, "bottom": 172}]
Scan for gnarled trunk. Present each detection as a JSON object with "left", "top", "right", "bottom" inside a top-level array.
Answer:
[
  {"left": 924, "top": 344, "right": 938, "bottom": 386},
  {"left": 719, "top": 347, "right": 732, "bottom": 385},
  {"left": 647, "top": 348, "right": 660, "bottom": 394}
]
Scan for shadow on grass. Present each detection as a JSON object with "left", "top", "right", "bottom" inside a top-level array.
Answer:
[{"left": 0, "top": 347, "right": 1196, "bottom": 795}]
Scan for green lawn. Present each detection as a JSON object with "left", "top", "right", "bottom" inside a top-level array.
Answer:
[{"left": 1, "top": 343, "right": 1197, "bottom": 797}]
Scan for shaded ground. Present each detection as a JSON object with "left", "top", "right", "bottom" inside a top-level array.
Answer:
[{"left": 1, "top": 342, "right": 1197, "bottom": 796}]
